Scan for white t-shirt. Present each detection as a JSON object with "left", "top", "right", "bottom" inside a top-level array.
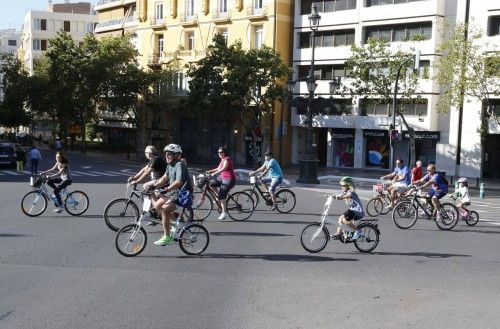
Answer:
[{"left": 457, "top": 186, "right": 470, "bottom": 203}]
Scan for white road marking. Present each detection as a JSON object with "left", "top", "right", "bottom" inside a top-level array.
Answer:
[
  {"left": 71, "top": 170, "right": 100, "bottom": 177},
  {"left": 88, "top": 171, "right": 119, "bottom": 177},
  {"left": 106, "top": 171, "right": 133, "bottom": 176}
]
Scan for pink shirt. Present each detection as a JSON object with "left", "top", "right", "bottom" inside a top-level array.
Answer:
[{"left": 218, "top": 156, "right": 236, "bottom": 180}]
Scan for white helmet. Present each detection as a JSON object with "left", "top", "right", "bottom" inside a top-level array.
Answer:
[
  {"left": 164, "top": 143, "right": 182, "bottom": 154},
  {"left": 457, "top": 177, "right": 467, "bottom": 183}
]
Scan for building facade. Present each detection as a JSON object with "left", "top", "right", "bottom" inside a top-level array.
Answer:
[{"left": 291, "top": 0, "right": 499, "bottom": 179}]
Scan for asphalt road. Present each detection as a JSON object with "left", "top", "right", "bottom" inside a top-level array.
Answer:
[{"left": 1, "top": 154, "right": 500, "bottom": 329}]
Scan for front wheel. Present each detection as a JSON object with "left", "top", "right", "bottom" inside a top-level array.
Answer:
[
  {"left": 354, "top": 223, "right": 380, "bottom": 253},
  {"left": 242, "top": 188, "right": 260, "bottom": 210},
  {"left": 435, "top": 203, "right": 458, "bottom": 230},
  {"left": 466, "top": 210, "right": 479, "bottom": 226},
  {"left": 179, "top": 224, "right": 210, "bottom": 255},
  {"left": 103, "top": 198, "right": 140, "bottom": 231},
  {"left": 115, "top": 224, "right": 147, "bottom": 257},
  {"left": 366, "top": 197, "right": 383, "bottom": 217},
  {"left": 21, "top": 191, "right": 47, "bottom": 217},
  {"left": 64, "top": 191, "right": 89, "bottom": 216},
  {"left": 226, "top": 191, "right": 255, "bottom": 221},
  {"left": 300, "top": 223, "right": 329, "bottom": 253},
  {"left": 192, "top": 187, "right": 213, "bottom": 220},
  {"left": 392, "top": 201, "right": 417, "bottom": 229},
  {"left": 275, "top": 189, "right": 296, "bottom": 213}
]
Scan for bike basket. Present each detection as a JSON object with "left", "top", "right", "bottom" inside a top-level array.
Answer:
[
  {"left": 178, "top": 189, "right": 193, "bottom": 207},
  {"left": 31, "top": 176, "right": 44, "bottom": 188},
  {"left": 195, "top": 174, "right": 208, "bottom": 189},
  {"left": 373, "top": 183, "right": 384, "bottom": 193},
  {"left": 250, "top": 176, "right": 256, "bottom": 184}
]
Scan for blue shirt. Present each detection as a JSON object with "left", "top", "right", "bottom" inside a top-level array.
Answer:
[
  {"left": 393, "top": 166, "right": 410, "bottom": 185},
  {"left": 264, "top": 159, "right": 283, "bottom": 178},
  {"left": 422, "top": 173, "right": 448, "bottom": 193}
]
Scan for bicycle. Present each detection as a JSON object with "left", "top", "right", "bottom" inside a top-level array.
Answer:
[
  {"left": 103, "top": 183, "right": 144, "bottom": 231},
  {"left": 449, "top": 195, "right": 479, "bottom": 226},
  {"left": 300, "top": 195, "right": 380, "bottom": 253},
  {"left": 242, "top": 175, "right": 296, "bottom": 213},
  {"left": 21, "top": 175, "right": 89, "bottom": 217},
  {"left": 392, "top": 186, "right": 459, "bottom": 230},
  {"left": 365, "top": 181, "right": 393, "bottom": 217},
  {"left": 191, "top": 173, "right": 255, "bottom": 221},
  {"left": 115, "top": 189, "right": 209, "bottom": 257}
]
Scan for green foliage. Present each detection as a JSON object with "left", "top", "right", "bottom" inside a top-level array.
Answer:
[{"left": 0, "top": 54, "right": 30, "bottom": 127}]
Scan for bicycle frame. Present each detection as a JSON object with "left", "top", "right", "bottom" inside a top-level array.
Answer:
[
  {"left": 35, "top": 180, "right": 73, "bottom": 206},
  {"left": 406, "top": 188, "right": 436, "bottom": 218},
  {"left": 312, "top": 196, "right": 356, "bottom": 242}
]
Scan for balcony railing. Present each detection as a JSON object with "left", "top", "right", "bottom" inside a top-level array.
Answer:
[
  {"left": 149, "top": 17, "right": 166, "bottom": 27},
  {"left": 148, "top": 53, "right": 162, "bottom": 66},
  {"left": 212, "top": 9, "right": 231, "bottom": 21},
  {"left": 95, "top": 17, "right": 124, "bottom": 32},
  {"left": 247, "top": 5, "right": 267, "bottom": 18},
  {"left": 180, "top": 13, "right": 198, "bottom": 25},
  {"left": 95, "top": 0, "right": 127, "bottom": 11}
]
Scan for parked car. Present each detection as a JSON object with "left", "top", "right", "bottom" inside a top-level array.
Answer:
[{"left": 0, "top": 143, "right": 16, "bottom": 168}]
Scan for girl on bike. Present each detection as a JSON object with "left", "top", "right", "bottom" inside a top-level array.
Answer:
[
  {"left": 332, "top": 176, "right": 365, "bottom": 240},
  {"left": 453, "top": 177, "right": 471, "bottom": 217},
  {"left": 206, "top": 147, "right": 236, "bottom": 220},
  {"left": 40, "top": 151, "right": 72, "bottom": 213}
]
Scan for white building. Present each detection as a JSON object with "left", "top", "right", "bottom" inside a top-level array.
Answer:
[
  {"left": 291, "top": 0, "right": 499, "bottom": 179},
  {"left": 0, "top": 29, "right": 21, "bottom": 105},
  {"left": 20, "top": 1, "right": 98, "bottom": 74}
]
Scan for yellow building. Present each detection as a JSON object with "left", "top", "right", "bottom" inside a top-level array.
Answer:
[{"left": 95, "top": 0, "right": 293, "bottom": 165}]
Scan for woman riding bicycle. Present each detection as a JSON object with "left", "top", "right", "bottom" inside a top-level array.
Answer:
[
  {"left": 205, "top": 147, "right": 236, "bottom": 220},
  {"left": 40, "top": 151, "right": 72, "bottom": 213},
  {"left": 331, "top": 176, "right": 365, "bottom": 240}
]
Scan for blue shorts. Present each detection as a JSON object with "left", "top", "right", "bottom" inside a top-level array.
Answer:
[
  {"left": 262, "top": 176, "right": 283, "bottom": 193},
  {"left": 427, "top": 189, "right": 446, "bottom": 199}
]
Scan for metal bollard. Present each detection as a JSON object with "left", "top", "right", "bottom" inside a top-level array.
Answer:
[{"left": 480, "top": 182, "right": 485, "bottom": 199}]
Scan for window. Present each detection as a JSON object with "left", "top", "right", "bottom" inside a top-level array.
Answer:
[
  {"left": 254, "top": 0, "right": 263, "bottom": 9},
  {"left": 366, "top": 0, "right": 423, "bottom": 6},
  {"left": 187, "top": 0, "right": 195, "bottom": 16},
  {"left": 32, "top": 39, "right": 41, "bottom": 51},
  {"left": 158, "top": 35, "right": 164, "bottom": 53},
  {"left": 485, "top": 57, "right": 500, "bottom": 78},
  {"left": 300, "top": 0, "right": 355, "bottom": 15},
  {"left": 86, "top": 22, "right": 94, "bottom": 33},
  {"left": 297, "top": 64, "right": 351, "bottom": 79},
  {"left": 41, "top": 19, "right": 47, "bottom": 30},
  {"left": 365, "top": 22, "right": 432, "bottom": 43},
  {"left": 418, "top": 60, "right": 430, "bottom": 79},
  {"left": 401, "top": 101, "right": 428, "bottom": 117},
  {"left": 63, "top": 21, "right": 70, "bottom": 32},
  {"left": 219, "top": 0, "right": 228, "bottom": 12},
  {"left": 187, "top": 31, "right": 195, "bottom": 50},
  {"left": 488, "top": 16, "right": 500, "bottom": 36},
  {"left": 298, "top": 29, "right": 355, "bottom": 48},
  {"left": 218, "top": 28, "right": 228, "bottom": 43},
  {"left": 360, "top": 99, "right": 427, "bottom": 116},
  {"left": 155, "top": 2, "right": 164, "bottom": 20},
  {"left": 33, "top": 19, "right": 41, "bottom": 30},
  {"left": 254, "top": 25, "right": 263, "bottom": 48},
  {"left": 41, "top": 39, "right": 47, "bottom": 51},
  {"left": 7, "top": 40, "right": 16, "bottom": 46}
]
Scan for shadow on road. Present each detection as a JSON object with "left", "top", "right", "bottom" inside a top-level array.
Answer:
[
  {"left": 143, "top": 253, "right": 358, "bottom": 262},
  {"left": 211, "top": 231, "right": 294, "bottom": 237},
  {"left": 371, "top": 251, "right": 470, "bottom": 258},
  {"left": 0, "top": 233, "right": 31, "bottom": 238}
]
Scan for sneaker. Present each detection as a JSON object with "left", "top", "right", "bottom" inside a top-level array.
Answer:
[
  {"left": 153, "top": 235, "right": 174, "bottom": 246},
  {"left": 330, "top": 233, "right": 341, "bottom": 240},
  {"left": 218, "top": 212, "right": 227, "bottom": 220},
  {"left": 270, "top": 205, "right": 277, "bottom": 211},
  {"left": 53, "top": 207, "right": 64, "bottom": 213},
  {"left": 436, "top": 211, "right": 441, "bottom": 221},
  {"left": 352, "top": 230, "right": 364, "bottom": 240}
]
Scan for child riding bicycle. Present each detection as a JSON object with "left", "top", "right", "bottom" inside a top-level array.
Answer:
[
  {"left": 451, "top": 177, "right": 471, "bottom": 217},
  {"left": 331, "top": 176, "right": 365, "bottom": 240}
]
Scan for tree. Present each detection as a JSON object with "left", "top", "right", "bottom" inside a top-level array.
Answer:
[
  {"left": 187, "top": 34, "right": 292, "bottom": 163},
  {"left": 434, "top": 22, "right": 500, "bottom": 148},
  {"left": 0, "top": 54, "right": 30, "bottom": 128},
  {"left": 346, "top": 37, "right": 421, "bottom": 167}
]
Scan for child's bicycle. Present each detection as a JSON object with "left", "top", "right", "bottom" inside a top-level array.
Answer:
[
  {"left": 449, "top": 195, "right": 479, "bottom": 226},
  {"left": 115, "top": 189, "right": 209, "bottom": 257},
  {"left": 21, "top": 175, "right": 89, "bottom": 217},
  {"left": 300, "top": 195, "right": 380, "bottom": 253}
]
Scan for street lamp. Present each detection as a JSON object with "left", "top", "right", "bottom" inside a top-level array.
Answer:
[{"left": 295, "top": 3, "right": 321, "bottom": 184}]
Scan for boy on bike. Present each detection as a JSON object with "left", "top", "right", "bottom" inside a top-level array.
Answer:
[
  {"left": 249, "top": 151, "right": 283, "bottom": 210},
  {"left": 332, "top": 176, "right": 365, "bottom": 240}
]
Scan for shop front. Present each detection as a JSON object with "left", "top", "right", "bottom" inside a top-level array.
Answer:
[
  {"left": 331, "top": 128, "right": 355, "bottom": 167},
  {"left": 363, "top": 130, "right": 390, "bottom": 169},
  {"left": 397, "top": 131, "right": 440, "bottom": 166}
]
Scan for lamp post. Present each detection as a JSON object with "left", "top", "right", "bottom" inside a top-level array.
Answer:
[{"left": 295, "top": 3, "right": 321, "bottom": 184}]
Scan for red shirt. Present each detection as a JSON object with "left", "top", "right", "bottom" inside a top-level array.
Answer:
[{"left": 411, "top": 166, "right": 423, "bottom": 183}]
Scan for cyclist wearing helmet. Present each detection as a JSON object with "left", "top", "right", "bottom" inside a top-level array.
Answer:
[
  {"left": 249, "top": 151, "right": 283, "bottom": 211},
  {"left": 453, "top": 177, "right": 471, "bottom": 216},
  {"left": 332, "top": 176, "right": 365, "bottom": 240},
  {"left": 128, "top": 146, "right": 166, "bottom": 192},
  {"left": 151, "top": 143, "right": 192, "bottom": 246},
  {"left": 205, "top": 146, "right": 236, "bottom": 220}
]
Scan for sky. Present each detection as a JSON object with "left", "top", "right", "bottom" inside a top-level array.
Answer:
[{"left": 0, "top": 0, "right": 96, "bottom": 30}]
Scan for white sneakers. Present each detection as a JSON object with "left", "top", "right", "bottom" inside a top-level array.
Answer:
[
  {"left": 218, "top": 212, "right": 227, "bottom": 220},
  {"left": 53, "top": 207, "right": 64, "bottom": 213}
]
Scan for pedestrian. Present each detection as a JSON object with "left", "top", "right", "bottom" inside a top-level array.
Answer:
[
  {"left": 411, "top": 160, "right": 423, "bottom": 184},
  {"left": 54, "top": 137, "right": 62, "bottom": 151},
  {"left": 14, "top": 144, "right": 25, "bottom": 173},
  {"left": 29, "top": 146, "right": 42, "bottom": 176}
]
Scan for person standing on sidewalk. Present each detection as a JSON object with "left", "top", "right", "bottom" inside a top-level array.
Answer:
[
  {"left": 14, "top": 145, "right": 25, "bottom": 173},
  {"left": 29, "top": 146, "right": 42, "bottom": 176},
  {"left": 250, "top": 151, "right": 283, "bottom": 211}
]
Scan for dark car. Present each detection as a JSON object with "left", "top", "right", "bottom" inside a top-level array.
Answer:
[{"left": 0, "top": 143, "right": 16, "bottom": 168}]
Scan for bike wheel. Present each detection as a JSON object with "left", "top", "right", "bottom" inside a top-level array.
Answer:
[
  {"left": 379, "top": 196, "right": 392, "bottom": 215},
  {"left": 103, "top": 198, "right": 140, "bottom": 231},
  {"left": 21, "top": 191, "right": 47, "bottom": 217},
  {"left": 435, "top": 203, "right": 458, "bottom": 230},
  {"left": 354, "top": 223, "right": 380, "bottom": 253},
  {"left": 300, "top": 223, "right": 329, "bottom": 253},
  {"left": 226, "top": 191, "right": 255, "bottom": 221},
  {"left": 466, "top": 210, "right": 479, "bottom": 226},
  {"left": 64, "top": 190, "right": 89, "bottom": 216},
  {"left": 115, "top": 224, "right": 147, "bottom": 257},
  {"left": 242, "top": 188, "right": 259, "bottom": 210},
  {"left": 179, "top": 223, "right": 210, "bottom": 255},
  {"left": 392, "top": 201, "right": 417, "bottom": 229},
  {"left": 366, "top": 197, "right": 383, "bottom": 217},
  {"left": 192, "top": 187, "right": 213, "bottom": 220},
  {"left": 275, "top": 189, "right": 296, "bottom": 213}
]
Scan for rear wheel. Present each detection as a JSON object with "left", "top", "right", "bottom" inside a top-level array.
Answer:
[
  {"left": 466, "top": 210, "right": 479, "bottom": 226},
  {"left": 366, "top": 197, "right": 383, "bottom": 217},
  {"left": 179, "top": 224, "right": 210, "bottom": 255},
  {"left": 64, "top": 191, "right": 89, "bottom": 216},
  {"left": 300, "top": 223, "right": 329, "bottom": 253},
  {"left": 103, "top": 198, "right": 139, "bottom": 231},
  {"left": 354, "top": 223, "right": 380, "bottom": 253},
  {"left": 242, "top": 188, "right": 260, "bottom": 209},
  {"left": 21, "top": 191, "right": 47, "bottom": 217},
  {"left": 115, "top": 224, "right": 147, "bottom": 257},
  {"left": 435, "top": 203, "right": 458, "bottom": 230},
  {"left": 192, "top": 187, "right": 213, "bottom": 220},
  {"left": 275, "top": 189, "right": 296, "bottom": 213},
  {"left": 226, "top": 191, "right": 255, "bottom": 221},
  {"left": 392, "top": 201, "right": 417, "bottom": 229}
]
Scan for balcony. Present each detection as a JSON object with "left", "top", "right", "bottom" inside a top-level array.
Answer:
[
  {"left": 94, "top": 17, "right": 124, "bottom": 33},
  {"left": 148, "top": 53, "right": 162, "bottom": 66},
  {"left": 180, "top": 13, "right": 198, "bottom": 26},
  {"left": 95, "top": 0, "right": 135, "bottom": 11},
  {"left": 212, "top": 9, "right": 231, "bottom": 23},
  {"left": 247, "top": 5, "right": 267, "bottom": 20},
  {"left": 123, "top": 14, "right": 138, "bottom": 27},
  {"left": 177, "top": 49, "right": 207, "bottom": 61},
  {"left": 149, "top": 17, "right": 166, "bottom": 28}
]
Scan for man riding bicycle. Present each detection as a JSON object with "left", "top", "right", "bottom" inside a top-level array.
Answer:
[
  {"left": 415, "top": 164, "right": 449, "bottom": 220},
  {"left": 380, "top": 158, "right": 410, "bottom": 209},
  {"left": 151, "top": 144, "right": 192, "bottom": 246},
  {"left": 249, "top": 151, "right": 283, "bottom": 211},
  {"left": 128, "top": 146, "right": 166, "bottom": 192}
]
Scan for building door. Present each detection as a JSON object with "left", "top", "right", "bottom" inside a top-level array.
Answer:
[
  {"left": 483, "top": 134, "right": 500, "bottom": 178},
  {"left": 180, "top": 118, "right": 198, "bottom": 162},
  {"left": 316, "top": 128, "right": 328, "bottom": 167}
]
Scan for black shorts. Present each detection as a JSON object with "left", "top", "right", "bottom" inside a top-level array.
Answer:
[{"left": 343, "top": 210, "right": 362, "bottom": 221}]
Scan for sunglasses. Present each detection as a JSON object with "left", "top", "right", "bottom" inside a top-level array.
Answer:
[{"left": 165, "top": 152, "right": 174, "bottom": 156}]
